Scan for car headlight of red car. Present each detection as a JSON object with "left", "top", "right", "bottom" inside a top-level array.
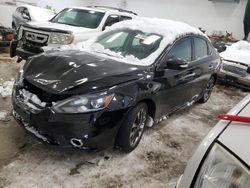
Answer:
[
  {"left": 52, "top": 92, "right": 114, "bottom": 113},
  {"left": 194, "top": 143, "right": 250, "bottom": 188}
]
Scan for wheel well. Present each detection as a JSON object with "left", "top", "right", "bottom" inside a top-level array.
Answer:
[
  {"left": 211, "top": 74, "right": 217, "bottom": 83},
  {"left": 140, "top": 99, "right": 156, "bottom": 119}
]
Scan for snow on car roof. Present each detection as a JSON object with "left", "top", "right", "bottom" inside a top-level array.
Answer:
[
  {"left": 82, "top": 17, "right": 207, "bottom": 66},
  {"left": 110, "top": 17, "right": 207, "bottom": 41},
  {"left": 220, "top": 41, "right": 250, "bottom": 65}
]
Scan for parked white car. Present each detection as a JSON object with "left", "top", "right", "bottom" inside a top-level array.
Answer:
[
  {"left": 177, "top": 94, "right": 250, "bottom": 188},
  {"left": 218, "top": 41, "right": 250, "bottom": 90},
  {"left": 10, "top": 6, "right": 137, "bottom": 61},
  {"left": 12, "top": 4, "right": 56, "bottom": 30}
]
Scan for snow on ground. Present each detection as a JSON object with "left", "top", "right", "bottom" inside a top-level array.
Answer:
[
  {"left": 0, "top": 111, "right": 7, "bottom": 121},
  {"left": 0, "top": 80, "right": 14, "bottom": 98},
  {"left": 220, "top": 40, "right": 250, "bottom": 65}
]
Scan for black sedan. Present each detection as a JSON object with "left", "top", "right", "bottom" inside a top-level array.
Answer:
[{"left": 12, "top": 18, "right": 220, "bottom": 153}]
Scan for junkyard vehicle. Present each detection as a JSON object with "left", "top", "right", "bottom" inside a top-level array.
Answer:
[
  {"left": 12, "top": 4, "right": 56, "bottom": 30},
  {"left": 218, "top": 41, "right": 250, "bottom": 90},
  {"left": 176, "top": 94, "right": 250, "bottom": 188},
  {"left": 12, "top": 18, "right": 220, "bottom": 153},
  {"left": 0, "top": 24, "right": 14, "bottom": 46},
  {"left": 10, "top": 6, "right": 137, "bottom": 61}
]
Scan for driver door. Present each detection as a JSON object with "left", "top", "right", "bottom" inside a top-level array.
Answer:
[{"left": 154, "top": 37, "right": 196, "bottom": 117}]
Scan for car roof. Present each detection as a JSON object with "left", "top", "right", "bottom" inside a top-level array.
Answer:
[
  {"left": 218, "top": 94, "right": 250, "bottom": 166},
  {"left": 70, "top": 6, "right": 136, "bottom": 16}
]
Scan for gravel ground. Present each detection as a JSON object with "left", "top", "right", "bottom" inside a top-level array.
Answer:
[{"left": 0, "top": 47, "right": 247, "bottom": 188}]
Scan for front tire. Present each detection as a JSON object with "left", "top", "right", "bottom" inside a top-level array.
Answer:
[
  {"left": 199, "top": 76, "right": 215, "bottom": 103},
  {"left": 116, "top": 103, "right": 148, "bottom": 153}
]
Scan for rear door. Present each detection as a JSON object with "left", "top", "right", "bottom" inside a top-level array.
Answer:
[{"left": 189, "top": 36, "right": 215, "bottom": 97}]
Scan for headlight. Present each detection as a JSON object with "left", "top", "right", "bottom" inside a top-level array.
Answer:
[
  {"left": 194, "top": 143, "right": 250, "bottom": 188},
  {"left": 0, "top": 34, "right": 3, "bottom": 41},
  {"left": 52, "top": 92, "right": 114, "bottom": 113},
  {"left": 50, "top": 32, "right": 74, "bottom": 45}
]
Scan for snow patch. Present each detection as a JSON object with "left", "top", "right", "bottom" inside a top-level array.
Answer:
[
  {"left": 220, "top": 41, "right": 250, "bottom": 65},
  {"left": 19, "top": 89, "right": 46, "bottom": 109},
  {"left": 0, "top": 111, "right": 7, "bottom": 121},
  {"left": 0, "top": 80, "right": 14, "bottom": 98}
]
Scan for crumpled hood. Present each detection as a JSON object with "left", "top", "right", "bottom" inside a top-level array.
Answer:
[
  {"left": 24, "top": 50, "right": 145, "bottom": 94},
  {"left": 27, "top": 21, "right": 94, "bottom": 34}
]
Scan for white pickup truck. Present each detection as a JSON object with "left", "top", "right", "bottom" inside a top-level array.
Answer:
[{"left": 10, "top": 6, "right": 137, "bottom": 61}]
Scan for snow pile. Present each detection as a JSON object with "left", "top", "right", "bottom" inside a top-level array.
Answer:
[
  {"left": 19, "top": 89, "right": 46, "bottom": 110},
  {"left": 0, "top": 111, "right": 7, "bottom": 121},
  {"left": 220, "top": 41, "right": 250, "bottom": 65},
  {"left": 75, "top": 17, "right": 207, "bottom": 66},
  {"left": 0, "top": 80, "right": 14, "bottom": 98}
]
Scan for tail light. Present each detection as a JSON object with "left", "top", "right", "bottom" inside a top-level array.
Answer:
[{"left": 6, "top": 33, "right": 14, "bottom": 41}]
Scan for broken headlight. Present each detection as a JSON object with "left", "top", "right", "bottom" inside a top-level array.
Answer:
[
  {"left": 194, "top": 143, "right": 250, "bottom": 188},
  {"left": 50, "top": 32, "right": 74, "bottom": 45},
  {"left": 52, "top": 93, "right": 114, "bottom": 113}
]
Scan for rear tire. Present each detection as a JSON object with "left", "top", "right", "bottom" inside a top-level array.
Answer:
[
  {"left": 198, "top": 76, "right": 215, "bottom": 103},
  {"left": 116, "top": 103, "right": 148, "bottom": 153}
]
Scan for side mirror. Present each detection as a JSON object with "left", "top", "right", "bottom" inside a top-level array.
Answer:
[
  {"left": 22, "top": 13, "right": 30, "bottom": 20},
  {"left": 166, "top": 58, "right": 189, "bottom": 70}
]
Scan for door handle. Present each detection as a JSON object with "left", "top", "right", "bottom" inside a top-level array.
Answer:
[
  {"left": 209, "top": 64, "right": 214, "bottom": 70},
  {"left": 182, "top": 72, "right": 196, "bottom": 80}
]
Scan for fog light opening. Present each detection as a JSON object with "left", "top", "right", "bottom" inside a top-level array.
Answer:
[{"left": 70, "top": 138, "right": 83, "bottom": 148}]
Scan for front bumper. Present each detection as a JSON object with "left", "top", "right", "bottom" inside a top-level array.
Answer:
[
  {"left": 10, "top": 39, "right": 68, "bottom": 59},
  {"left": 217, "top": 71, "right": 250, "bottom": 90},
  {"left": 12, "top": 90, "right": 126, "bottom": 150}
]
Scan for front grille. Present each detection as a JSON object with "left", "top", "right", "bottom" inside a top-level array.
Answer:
[
  {"left": 222, "top": 64, "right": 247, "bottom": 77},
  {"left": 21, "top": 30, "right": 49, "bottom": 53},
  {"left": 23, "top": 30, "right": 49, "bottom": 45},
  {"left": 23, "top": 79, "right": 71, "bottom": 103}
]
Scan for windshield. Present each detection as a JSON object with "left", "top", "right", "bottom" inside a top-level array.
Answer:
[
  {"left": 50, "top": 8, "right": 105, "bottom": 28},
  {"left": 90, "top": 29, "right": 163, "bottom": 62}
]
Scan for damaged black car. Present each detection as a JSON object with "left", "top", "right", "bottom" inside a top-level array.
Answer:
[{"left": 12, "top": 18, "right": 220, "bottom": 153}]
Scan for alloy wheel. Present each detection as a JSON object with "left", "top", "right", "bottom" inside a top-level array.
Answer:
[{"left": 129, "top": 108, "right": 147, "bottom": 147}]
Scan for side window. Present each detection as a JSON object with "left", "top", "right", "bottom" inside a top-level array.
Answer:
[
  {"left": 104, "top": 15, "right": 120, "bottom": 27},
  {"left": 120, "top": 16, "right": 132, "bottom": 21},
  {"left": 194, "top": 38, "right": 208, "bottom": 60},
  {"left": 17, "top": 7, "right": 24, "bottom": 15},
  {"left": 21, "top": 8, "right": 30, "bottom": 20},
  {"left": 168, "top": 38, "right": 192, "bottom": 62}
]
